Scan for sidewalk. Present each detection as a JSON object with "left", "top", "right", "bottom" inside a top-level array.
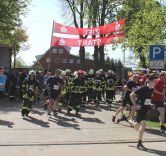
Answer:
[{"left": 0, "top": 97, "right": 166, "bottom": 156}]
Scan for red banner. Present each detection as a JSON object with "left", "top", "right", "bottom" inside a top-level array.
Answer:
[
  {"left": 53, "top": 19, "right": 124, "bottom": 36},
  {"left": 51, "top": 33, "right": 125, "bottom": 47}
]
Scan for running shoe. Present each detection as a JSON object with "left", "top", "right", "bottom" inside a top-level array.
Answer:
[
  {"left": 137, "top": 143, "right": 147, "bottom": 151},
  {"left": 112, "top": 115, "right": 116, "bottom": 123},
  {"left": 160, "top": 125, "right": 166, "bottom": 132},
  {"left": 53, "top": 111, "right": 58, "bottom": 117}
]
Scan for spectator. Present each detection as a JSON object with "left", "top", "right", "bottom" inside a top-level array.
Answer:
[{"left": 0, "top": 67, "right": 7, "bottom": 98}]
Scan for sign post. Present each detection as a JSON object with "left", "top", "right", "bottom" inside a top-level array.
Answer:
[{"left": 149, "top": 45, "right": 165, "bottom": 70}]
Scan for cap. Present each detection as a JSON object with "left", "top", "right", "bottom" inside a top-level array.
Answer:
[{"left": 28, "top": 70, "right": 36, "bottom": 76}]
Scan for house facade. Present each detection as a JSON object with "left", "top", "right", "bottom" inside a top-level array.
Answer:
[{"left": 34, "top": 47, "right": 94, "bottom": 72}]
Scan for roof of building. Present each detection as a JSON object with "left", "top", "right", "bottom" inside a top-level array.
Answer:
[{"left": 35, "top": 46, "right": 94, "bottom": 63}]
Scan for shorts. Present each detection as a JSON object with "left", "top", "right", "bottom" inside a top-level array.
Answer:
[
  {"left": 136, "top": 105, "right": 150, "bottom": 123},
  {"left": 122, "top": 94, "right": 133, "bottom": 107},
  {"left": 49, "top": 90, "right": 60, "bottom": 101},
  {"left": 151, "top": 100, "right": 164, "bottom": 108}
]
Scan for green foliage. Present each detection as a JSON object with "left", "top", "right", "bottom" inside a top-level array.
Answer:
[
  {"left": 11, "top": 57, "right": 27, "bottom": 68},
  {"left": 118, "top": 0, "right": 166, "bottom": 67},
  {"left": 32, "top": 62, "right": 44, "bottom": 72},
  {"left": 0, "top": 0, "right": 30, "bottom": 43},
  {"left": 2, "top": 27, "right": 29, "bottom": 55},
  {"left": 105, "top": 57, "right": 123, "bottom": 72}
]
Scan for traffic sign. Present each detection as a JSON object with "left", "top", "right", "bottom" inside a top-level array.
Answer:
[
  {"left": 149, "top": 45, "right": 165, "bottom": 60},
  {"left": 149, "top": 45, "right": 165, "bottom": 69},
  {"left": 149, "top": 60, "right": 164, "bottom": 69}
]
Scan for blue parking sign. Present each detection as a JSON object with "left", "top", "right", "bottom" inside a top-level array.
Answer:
[{"left": 149, "top": 45, "right": 165, "bottom": 60}]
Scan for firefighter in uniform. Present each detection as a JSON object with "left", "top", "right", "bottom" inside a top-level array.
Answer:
[
  {"left": 64, "top": 69, "right": 73, "bottom": 105},
  {"left": 99, "top": 69, "right": 106, "bottom": 101},
  {"left": 57, "top": 70, "right": 67, "bottom": 112},
  {"left": 21, "top": 70, "right": 39, "bottom": 117},
  {"left": 93, "top": 71, "right": 103, "bottom": 106},
  {"left": 105, "top": 70, "right": 117, "bottom": 106},
  {"left": 68, "top": 70, "right": 86, "bottom": 116},
  {"left": 86, "top": 69, "right": 95, "bottom": 104}
]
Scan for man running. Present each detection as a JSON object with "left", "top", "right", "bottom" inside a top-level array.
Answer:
[
  {"left": 21, "top": 70, "right": 39, "bottom": 117},
  {"left": 112, "top": 74, "right": 139, "bottom": 122},
  {"left": 151, "top": 72, "right": 166, "bottom": 132},
  {"left": 130, "top": 74, "right": 156, "bottom": 150},
  {"left": 46, "top": 69, "right": 64, "bottom": 117}
]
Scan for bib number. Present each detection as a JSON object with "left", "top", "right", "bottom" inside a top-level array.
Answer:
[
  {"left": 53, "top": 85, "right": 60, "bottom": 90},
  {"left": 0, "top": 83, "right": 5, "bottom": 89},
  {"left": 144, "top": 99, "right": 151, "bottom": 105}
]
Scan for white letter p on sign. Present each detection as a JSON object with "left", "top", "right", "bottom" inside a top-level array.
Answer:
[{"left": 153, "top": 47, "right": 161, "bottom": 59}]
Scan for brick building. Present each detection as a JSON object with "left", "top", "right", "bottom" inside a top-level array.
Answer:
[{"left": 34, "top": 47, "right": 94, "bottom": 72}]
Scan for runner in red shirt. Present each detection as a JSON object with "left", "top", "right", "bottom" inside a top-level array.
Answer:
[{"left": 151, "top": 72, "right": 166, "bottom": 132}]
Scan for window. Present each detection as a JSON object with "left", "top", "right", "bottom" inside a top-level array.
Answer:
[
  {"left": 76, "top": 59, "right": 80, "bottom": 64},
  {"left": 55, "top": 58, "right": 60, "bottom": 63},
  {"left": 69, "top": 59, "right": 74, "bottom": 64},
  {"left": 62, "top": 58, "right": 67, "bottom": 63},
  {"left": 59, "top": 49, "right": 63, "bottom": 54},
  {"left": 52, "top": 48, "right": 57, "bottom": 53},
  {"left": 46, "top": 58, "right": 51, "bottom": 63}
]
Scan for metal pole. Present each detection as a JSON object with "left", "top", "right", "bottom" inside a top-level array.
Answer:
[
  {"left": 48, "top": 21, "right": 54, "bottom": 72},
  {"left": 122, "top": 44, "right": 126, "bottom": 87}
]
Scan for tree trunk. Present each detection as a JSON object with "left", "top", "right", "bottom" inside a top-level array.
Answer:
[
  {"left": 79, "top": 0, "right": 85, "bottom": 70},
  {"left": 79, "top": 46, "right": 86, "bottom": 70},
  {"left": 13, "top": 51, "right": 16, "bottom": 69},
  {"left": 98, "top": 0, "right": 107, "bottom": 70},
  {"left": 91, "top": 0, "right": 100, "bottom": 70},
  {"left": 93, "top": 46, "right": 99, "bottom": 70},
  {"left": 99, "top": 45, "right": 105, "bottom": 69},
  {"left": 138, "top": 47, "right": 147, "bottom": 68}
]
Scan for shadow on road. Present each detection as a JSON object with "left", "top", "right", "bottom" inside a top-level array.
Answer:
[
  {"left": 146, "top": 148, "right": 166, "bottom": 156},
  {"left": 85, "top": 105, "right": 102, "bottom": 112},
  {"left": 80, "top": 107, "right": 95, "bottom": 115},
  {"left": 80, "top": 116, "right": 105, "bottom": 124},
  {"left": 0, "top": 119, "right": 14, "bottom": 128},
  {"left": 145, "top": 128, "right": 166, "bottom": 137},
  {"left": 31, "top": 109, "right": 45, "bottom": 116},
  {"left": 23, "top": 116, "right": 50, "bottom": 128},
  {"left": 129, "top": 145, "right": 166, "bottom": 156},
  {"left": 48, "top": 115, "right": 81, "bottom": 130}
]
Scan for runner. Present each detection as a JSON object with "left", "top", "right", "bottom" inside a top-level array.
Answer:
[
  {"left": 21, "top": 70, "right": 39, "bottom": 117},
  {"left": 112, "top": 74, "right": 139, "bottom": 122},
  {"left": 86, "top": 69, "right": 95, "bottom": 104},
  {"left": 151, "top": 72, "right": 166, "bottom": 132},
  {"left": 93, "top": 71, "right": 103, "bottom": 106},
  {"left": 46, "top": 69, "right": 64, "bottom": 117},
  {"left": 130, "top": 74, "right": 156, "bottom": 150},
  {"left": 105, "top": 70, "right": 117, "bottom": 107},
  {"left": 68, "top": 70, "right": 86, "bottom": 116}
]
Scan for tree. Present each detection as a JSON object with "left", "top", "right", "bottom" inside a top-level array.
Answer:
[
  {"left": 61, "top": 0, "right": 121, "bottom": 70},
  {"left": 85, "top": 52, "right": 92, "bottom": 59},
  {"left": 85, "top": 0, "right": 121, "bottom": 69},
  {"left": 105, "top": 57, "right": 123, "bottom": 73},
  {"left": 61, "top": 0, "right": 87, "bottom": 70},
  {"left": 3, "top": 27, "right": 29, "bottom": 69},
  {"left": 0, "top": 0, "right": 30, "bottom": 69},
  {"left": 118, "top": 0, "right": 166, "bottom": 67},
  {"left": 11, "top": 57, "right": 27, "bottom": 68},
  {"left": 0, "top": 0, "right": 31, "bottom": 43}
]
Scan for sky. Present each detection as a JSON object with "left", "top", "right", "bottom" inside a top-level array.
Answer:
[{"left": 20, "top": 0, "right": 128, "bottom": 66}]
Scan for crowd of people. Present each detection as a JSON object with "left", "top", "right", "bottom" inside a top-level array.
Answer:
[{"left": 0, "top": 66, "right": 166, "bottom": 150}]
